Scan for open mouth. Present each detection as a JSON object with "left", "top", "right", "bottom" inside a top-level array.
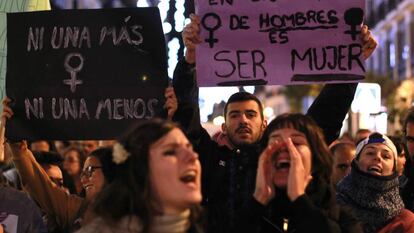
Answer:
[
  {"left": 180, "top": 170, "right": 197, "bottom": 184},
  {"left": 367, "top": 166, "right": 382, "bottom": 175},
  {"left": 275, "top": 160, "right": 290, "bottom": 170},
  {"left": 83, "top": 184, "right": 93, "bottom": 190}
]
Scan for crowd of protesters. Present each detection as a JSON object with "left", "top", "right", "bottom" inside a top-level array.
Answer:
[{"left": 2, "top": 10, "right": 414, "bottom": 233}]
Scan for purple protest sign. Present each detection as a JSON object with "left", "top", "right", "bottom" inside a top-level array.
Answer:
[{"left": 195, "top": 0, "right": 365, "bottom": 86}]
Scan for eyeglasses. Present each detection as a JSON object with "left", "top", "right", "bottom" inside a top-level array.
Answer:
[
  {"left": 49, "top": 177, "right": 64, "bottom": 188},
  {"left": 80, "top": 166, "right": 102, "bottom": 179}
]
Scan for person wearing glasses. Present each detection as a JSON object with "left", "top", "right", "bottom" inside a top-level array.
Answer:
[
  {"left": 79, "top": 148, "right": 116, "bottom": 208},
  {"left": 1, "top": 99, "right": 117, "bottom": 232},
  {"left": 7, "top": 142, "right": 115, "bottom": 232},
  {"left": 1, "top": 86, "right": 178, "bottom": 232}
]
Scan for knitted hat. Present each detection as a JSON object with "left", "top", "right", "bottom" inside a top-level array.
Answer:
[{"left": 355, "top": 132, "right": 398, "bottom": 169}]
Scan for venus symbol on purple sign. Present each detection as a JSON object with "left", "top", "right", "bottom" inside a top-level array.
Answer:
[
  {"left": 63, "top": 53, "right": 84, "bottom": 93},
  {"left": 202, "top": 13, "right": 222, "bottom": 48},
  {"left": 344, "top": 8, "right": 364, "bottom": 41}
]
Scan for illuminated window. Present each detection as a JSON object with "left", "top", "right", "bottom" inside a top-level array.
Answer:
[{"left": 390, "top": 42, "right": 396, "bottom": 68}]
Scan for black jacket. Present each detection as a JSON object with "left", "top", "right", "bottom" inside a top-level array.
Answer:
[
  {"left": 401, "top": 157, "right": 414, "bottom": 211},
  {"left": 234, "top": 179, "right": 363, "bottom": 233},
  {"left": 172, "top": 59, "right": 357, "bottom": 233}
]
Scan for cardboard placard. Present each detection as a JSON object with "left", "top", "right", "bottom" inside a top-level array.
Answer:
[{"left": 6, "top": 8, "right": 168, "bottom": 140}]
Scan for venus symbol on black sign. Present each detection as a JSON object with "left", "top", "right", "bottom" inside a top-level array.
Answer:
[
  {"left": 202, "top": 13, "right": 221, "bottom": 48},
  {"left": 63, "top": 53, "right": 84, "bottom": 93},
  {"left": 344, "top": 8, "right": 364, "bottom": 41}
]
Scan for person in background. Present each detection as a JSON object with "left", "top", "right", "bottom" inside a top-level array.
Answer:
[
  {"left": 54, "top": 141, "right": 72, "bottom": 156},
  {"left": 235, "top": 113, "right": 362, "bottom": 233},
  {"left": 338, "top": 132, "right": 353, "bottom": 143},
  {"left": 0, "top": 180, "right": 47, "bottom": 233},
  {"left": 173, "top": 13, "right": 377, "bottom": 233},
  {"left": 330, "top": 141, "right": 356, "bottom": 187},
  {"left": 388, "top": 135, "right": 409, "bottom": 200},
  {"left": 30, "top": 140, "right": 55, "bottom": 153},
  {"left": 2, "top": 86, "right": 179, "bottom": 232},
  {"left": 1, "top": 139, "right": 55, "bottom": 191},
  {"left": 77, "top": 119, "right": 204, "bottom": 233},
  {"left": 337, "top": 132, "right": 414, "bottom": 233},
  {"left": 98, "top": 140, "right": 116, "bottom": 147},
  {"left": 63, "top": 146, "right": 86, "bottom": 196},
  {"left": 7, "top": 140, "right": 116, "bottom": 232},
  {"left": 33, "top": 151, "right": 67, "bottom": 193},
  {"left": 354, "top": 129, "right": 371, "bottom": 145},
  {"left": 388, "top": 135, "right": 407, "bottom": 177},
  {"left": 402, "top": 108, "right": 414, "bottom": 210},
  {"left": 3, "top": 125, "right": 114, "bottom": 232},
  {"left": 397, "top": 150, "right": 407, "bottom": 177},
  {"left": 32, "top": 150, "right": 70, "bottom": 232},
  {"left": 2, "top": 100, "right": 117, "bottom": 232},
  {"left": 81, "top": 141, "right": 99, "bottom": 156}
]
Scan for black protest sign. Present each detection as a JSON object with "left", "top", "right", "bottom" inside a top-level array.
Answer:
[{"left": 6, "top": 8, "right": 168, "bottom": 140}]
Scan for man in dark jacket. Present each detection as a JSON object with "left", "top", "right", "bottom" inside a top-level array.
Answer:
[
  {"left": 402, "top": 108, "right": 414, "bottom": 210},
  {"left": 173, "top": 15, "right": 376, "bottom": 233}
]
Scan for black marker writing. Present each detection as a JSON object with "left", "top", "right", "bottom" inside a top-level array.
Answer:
[
  {"left": 344, "top": 8, "right": 364, "bottom": 41},
  {"left": 291, "top": 43, "right": 364, "bottom": 72},
  {"left": 230, "top": 15, "right": 250, "bottom": 30},
  {"left": 208, "top": 0, "right": 233, "bottom": 6},
  {"left": 202, "top": 13, "right": 222, "bottom": 48},
  {"left": 214, "top": 50, "right": 267, "bottom": 79},
  {"left": 259, "top": 10, "right": 338, "bottom": 29}
]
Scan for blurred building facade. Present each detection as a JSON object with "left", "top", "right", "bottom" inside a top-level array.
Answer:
[
  {"left": 366, "top": 0, "right": 413, "bottom": 81},
  {"left": 365, "top": 0, "right": 414, "bottom": 133}
]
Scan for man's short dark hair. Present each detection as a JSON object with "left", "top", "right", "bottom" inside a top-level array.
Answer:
[
  {"left": 224, "top": 92, "right": 264, "bottom": 120},
  {"left": 33, "top": 151, "right": 63, "bottom": 167},
  {"left": 388, "top": 135, "right": 404, "bottom": 156},
  {"left": 356, "top": 128, "right": 371, "bottom": 135},
  {"left": 330, "top": 141, "right": 355, "bottom": 155},
  {"left": 404, "top": 107, "right": 414, "bottom": 136},
  {"left": 355, "top": 128, "right": 371, "bottom": 145}
]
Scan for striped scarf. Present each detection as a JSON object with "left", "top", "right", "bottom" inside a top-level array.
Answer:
[{"left": 336, "top": 161, "right": 404, "bottom": 233}]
